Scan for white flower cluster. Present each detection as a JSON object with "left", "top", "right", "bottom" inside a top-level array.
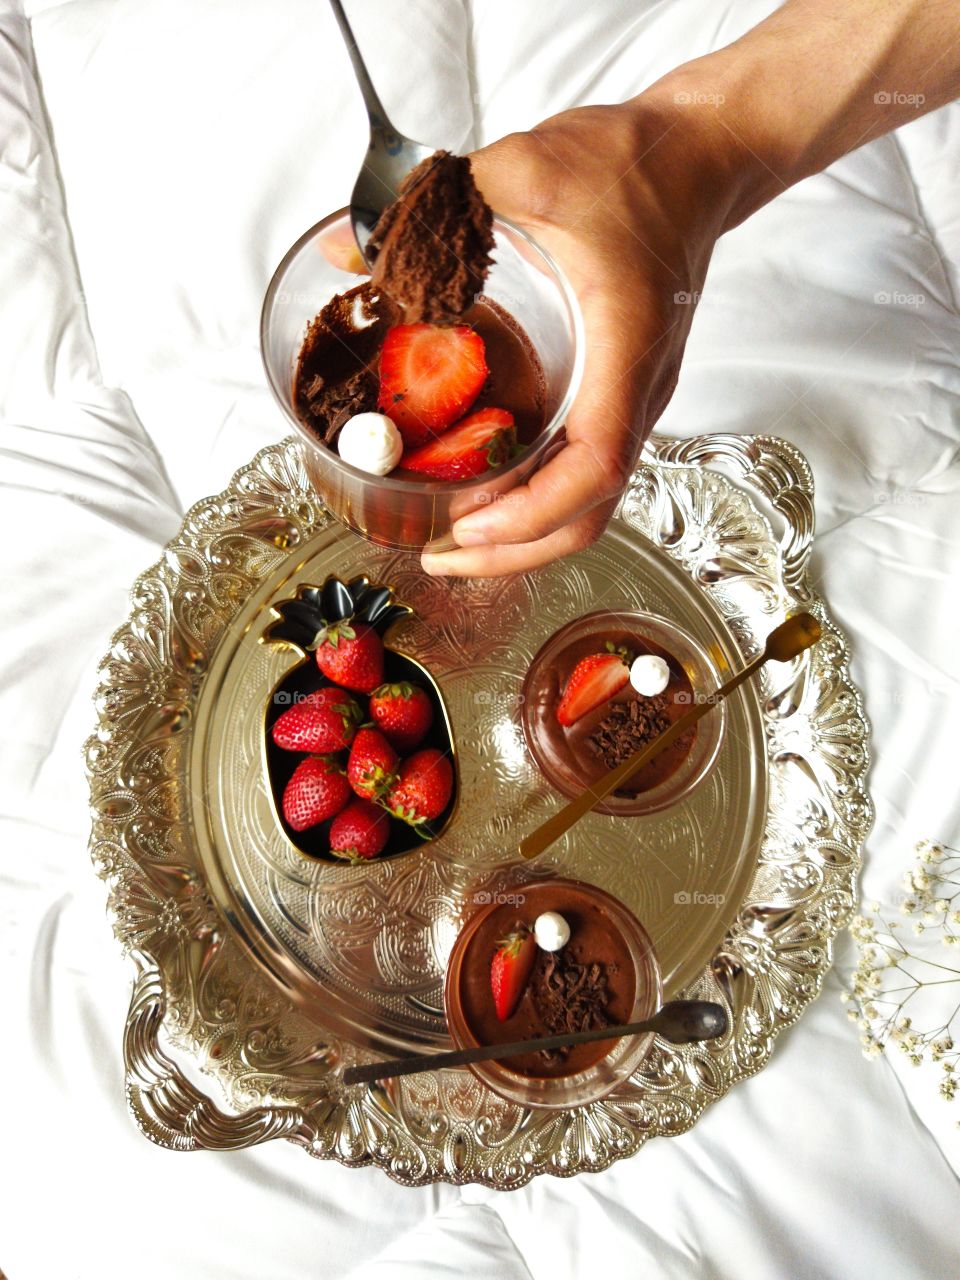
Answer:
[{"left": 843, "top": 839, "right": 960, "bottom": 1116}]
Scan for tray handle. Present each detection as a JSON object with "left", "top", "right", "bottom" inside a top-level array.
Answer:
[
  {"left": 647, "top": 432, "right": 816, "bottom": 600},
  {"left": 124, "top": 951, "right": 308, "bottom": 1152}
]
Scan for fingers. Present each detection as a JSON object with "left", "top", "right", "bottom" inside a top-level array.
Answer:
[
  {"left": 468, "top": 133, "right": 555, "bottom": 226},
  {"left": 449, "top": 437, "right": 626, "bottom": 548},
  {"left": 446, "top": 282, "right": 669, "bottom": 551},
  {"left": 421, "top": 501, "right": 618, "bottom": 579},
  {"left": 318, "top": 223, "right": 368, "bottom": 275}
]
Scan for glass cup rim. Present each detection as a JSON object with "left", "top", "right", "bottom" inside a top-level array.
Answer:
[
  {"left": 443, "top": 876, "right": 663, "bottom": 1109},
  {"left": 259, "top": 207, "right": 586, "bottom": 496},
  {"left": 520, "top": 607, "right": 727, "bottom": 816}
]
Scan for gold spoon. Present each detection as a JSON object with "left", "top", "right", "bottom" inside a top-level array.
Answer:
[{"left": 519, "top": 612, "right": 821, "bottom": 860}]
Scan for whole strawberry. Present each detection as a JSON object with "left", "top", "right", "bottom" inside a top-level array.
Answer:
[
  {"left": 347, "top": 727, "right": 400, "bottom": 800},
  {"left": 282, "top": 756, "right": 351, "bottom": 832},
  {"left": 386, "top": 748, "right": 453, "bottom": 827},
  {"left": 329, "top": 798, "right": 390, "bottom": 861},
  {"left": 310, "top": 619, "right": 384, "bottom": 694},
  {"left": 271, "top": 686, "right": 364, "bottom": 754},
  {"left": 368, "top": 682, "right": 434, "bottom": 753}
]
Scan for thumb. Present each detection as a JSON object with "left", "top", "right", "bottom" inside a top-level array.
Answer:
[{"left": 317, "top": 220, "right": 369, "bottom": 275}]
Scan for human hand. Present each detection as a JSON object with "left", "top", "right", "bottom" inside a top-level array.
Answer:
[
  {"left": 422, "top": 0, "right": 960, "bottom": 577},
  {"left": 318, "top": 0, "right": 959, "bottom": 577},
  {"left": 420, "top": 95, "right": 736, "bottom": 578}
]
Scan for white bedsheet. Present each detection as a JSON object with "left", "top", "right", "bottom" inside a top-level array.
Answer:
[{"left": 2, "top": 1, "right": 959, "bottom": 1275}]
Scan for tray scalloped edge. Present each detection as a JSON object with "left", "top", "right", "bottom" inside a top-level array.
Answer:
[{"left": 86, "top": 431, "right": 872, "bottom": 1189}]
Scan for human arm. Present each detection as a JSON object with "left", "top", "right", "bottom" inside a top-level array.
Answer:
[{"left": 422, "top": 0, "right": 960, "bottom": 577}]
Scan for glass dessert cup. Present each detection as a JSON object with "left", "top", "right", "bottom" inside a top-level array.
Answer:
[
  {"left": 521, "top": 609, "right": 726, "bottom": 817},
  {"left": 444, "top": 878, "right": 662, "bottom": 1110},
  {"left": 260, "top": 209, "right": 584, "bottom": 552}
]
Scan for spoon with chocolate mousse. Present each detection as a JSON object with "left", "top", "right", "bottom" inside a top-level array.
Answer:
[
  {"left": 328, "top": 0, "right": 433, "bottom": 264},
  {"left": 329, "top": 1, "right": 495, "bottom": 309}
]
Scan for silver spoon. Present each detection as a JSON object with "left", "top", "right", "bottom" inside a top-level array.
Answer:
[
  {"left": 341, "top": 999, "right": 728, "bottom": 1086},
  {"left": 328, "top": 0, "right": 434, "bottom": 266}
]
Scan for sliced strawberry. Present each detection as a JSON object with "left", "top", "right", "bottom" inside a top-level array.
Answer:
[
  {"left": 378, "top": 323, "right": 488, "bottom": 446},
  {"left": 556, "top": 650, "right": 631, "bottom": 727},
  {"left": 401, "top": 408, "right": 517, "bottom": 481},
  {"left": 282, "top": 756, "right": 352, "bottom": 832},
  {"left": 490, "top": 928, "right": 537, "bottom": 1021},
  {"left": 329, "top": 798, "right": 390, "bottom": 861}
]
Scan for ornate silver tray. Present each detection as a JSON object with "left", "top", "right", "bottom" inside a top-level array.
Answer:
[{"left": 86, "top": 432, "right": 871, "bottom": 1187}]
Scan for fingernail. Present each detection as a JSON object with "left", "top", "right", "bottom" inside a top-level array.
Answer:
[
  {"left": 421, "top": 555, "right": 452, "bottom": 577},
  {"left": 453, "top": 524, "right": 489, "bottom": 547}
]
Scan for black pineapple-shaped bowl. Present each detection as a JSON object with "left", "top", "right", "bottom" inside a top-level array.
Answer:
[{"left": 262, "top": 574, "right": 459, "bottom": 864}]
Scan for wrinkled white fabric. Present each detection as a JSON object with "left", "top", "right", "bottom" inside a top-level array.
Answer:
[{"left": 2, "top": 0, "right": 959, "bottom": 1276}]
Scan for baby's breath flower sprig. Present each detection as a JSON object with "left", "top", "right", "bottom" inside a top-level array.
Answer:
[{"left": 844, "top": 841, "right": 960, "bottom": 1101}]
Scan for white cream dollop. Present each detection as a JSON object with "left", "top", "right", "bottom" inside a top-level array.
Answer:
[
  {"left": 630, "top": 654, "right": 670, "bottom": 697},
  {"left": 337, "top": 412, "right": 403, "bottom": 476},
  {"left": 534, "top": 911, "right": 570, "bottom": 952}
]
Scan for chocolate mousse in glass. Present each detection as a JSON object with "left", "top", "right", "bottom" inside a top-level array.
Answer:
[
  {"left": 521, "top": 610, "right": 726, "bottom": 817},
  {"left": 260, "top": 152, "right": 583, "bottom": 551},
  {"left": 444, "top": 878, "right": 661, "bottom": 1109},
  {"left": 292, "top": 286, "right": 546, "bottom": 467}
]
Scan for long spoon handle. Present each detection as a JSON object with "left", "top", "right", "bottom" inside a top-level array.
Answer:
[
  {"left": 341, "top": 1018, "right": 657, "bottom": 1086},
  {"left": 342, "top": 1000, "right": 728, "bottom": 1086},
  {"left": 519, "top": 613, "right": 821, "bottom": 860},
  {"left": 328, "top": 0, "right": 390, "bottom": 126}
]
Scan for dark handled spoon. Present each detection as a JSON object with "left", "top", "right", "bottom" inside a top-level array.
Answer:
[{"left": 342, "top": 999, "right": 727, "bottom": 1086}]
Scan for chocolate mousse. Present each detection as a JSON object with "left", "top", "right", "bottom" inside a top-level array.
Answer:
[
  {"left": 367, "top": 151, "right": 494, "bottom": 324},
  {"left": 452, "top": 881, "right": 638, "bottom": 1079},
  {"left": 294, "top": 286, "right": 545, "bottom": 451},
  {"left": 295, "top": 283, "right": 394, "bottom": 443},
  {"left": 525, "top": 626, "right": 696, "bottom": 798},
  {"left": 292, "top": 148, "right": 545, "bottom": 469}
]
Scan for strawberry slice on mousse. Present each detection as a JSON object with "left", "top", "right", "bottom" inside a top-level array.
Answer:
[
  {"left": 490, "top": 927, "right": 538, "bottom": 1022},
  {"left": 556, "top": 647, "right": 633, "bottom": 727},
  {"left": 378, "top": 323, "right": 488, "bottom": 447},
  {"left": 401, "top": 407, "right": 517, "bottom": 481}
]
